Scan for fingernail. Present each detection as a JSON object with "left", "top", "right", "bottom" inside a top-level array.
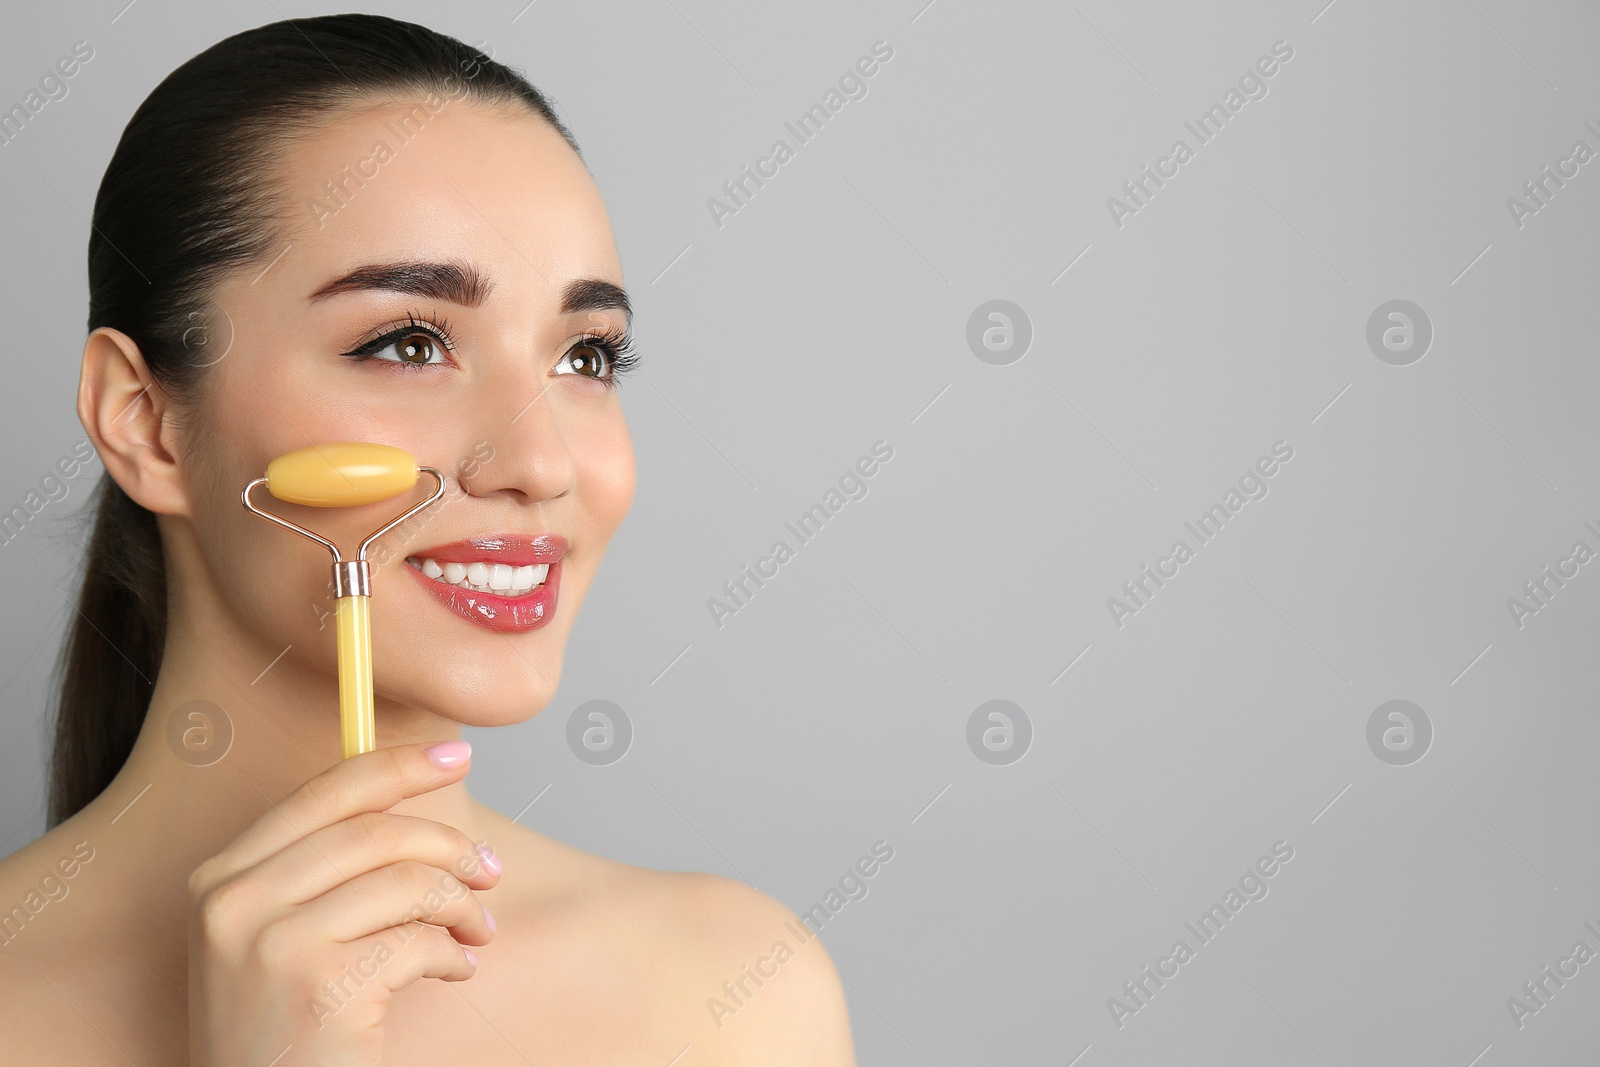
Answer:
[
  {"left": 483, "top": 905, "right": 496, "bottom": 934},
  {"left": 463, "top": 946, "right": 477, "bottom": 967},
  {"left": 477, "top": 844, "right": 502, "bottom": 877},
  {"left": 425, "top": 740, "right": 471, "bottom": 768}
]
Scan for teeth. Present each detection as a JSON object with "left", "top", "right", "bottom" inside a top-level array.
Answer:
[{"left": 407, "top": 556, "right": 550, "bottom": 596}]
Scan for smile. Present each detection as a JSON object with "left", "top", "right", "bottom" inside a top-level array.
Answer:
[
  {"left": 406, "top": 557, "right": 549, "bottom": 597},
  {"left": 402, "top": 534, "right": 568, "bottom": 634}
]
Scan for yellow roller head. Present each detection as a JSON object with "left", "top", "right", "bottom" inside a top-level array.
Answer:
[{"left": 265, "top": 442, "right": 419, "bottom": 507}]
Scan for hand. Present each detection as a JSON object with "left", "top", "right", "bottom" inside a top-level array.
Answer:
[{"left": 186, "top": 740, "right": 500, "bottom": 1067}]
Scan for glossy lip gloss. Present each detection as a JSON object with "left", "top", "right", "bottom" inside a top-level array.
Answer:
[{"left": 403, "top": 534, "right": 567, "bottom": 634}]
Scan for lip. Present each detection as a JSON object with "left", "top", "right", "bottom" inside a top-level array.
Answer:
[
  {"left": 403, "top": 534, "right": 567, "bottom": 634},
  {"left": 406, "top": 534, "right": 568, "bottom": 567}
]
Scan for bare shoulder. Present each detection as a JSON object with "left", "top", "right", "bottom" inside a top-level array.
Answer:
[
  {"left": 0, "top": 850, "right": 61, "bottom": 1053},
  {"left": 618, "top": 869, "right": 857, "bottom": 1066},
  {"left": 0, "top": 822, "right": 99, "bottom": 967},
  {"left": 0, "top": 826, "right": 129, "bottom": 1061},
  {"left": 471, "top": 813, "right": 855, "bottom": 1064}
]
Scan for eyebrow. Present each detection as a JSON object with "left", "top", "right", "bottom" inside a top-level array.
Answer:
[{"left": 307, "top": 259, "right": 631, "bottom": 324}]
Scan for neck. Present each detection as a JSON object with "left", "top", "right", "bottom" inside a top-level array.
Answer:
[{"left": 68, "top": 595, "right": 489, "bottom": 912}]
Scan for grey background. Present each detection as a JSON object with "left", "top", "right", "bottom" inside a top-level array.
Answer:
[{"left": 3, "top": 0, "right": 1597, "bottom": 1063}]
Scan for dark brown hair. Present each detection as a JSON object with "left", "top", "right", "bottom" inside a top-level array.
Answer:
[{"left": 48, "top": 13, "right": 580, "bottom": 827}]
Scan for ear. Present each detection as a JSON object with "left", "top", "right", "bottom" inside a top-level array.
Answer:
[{"left": 78, "top": 327, "right": 191, "bottom": 518}]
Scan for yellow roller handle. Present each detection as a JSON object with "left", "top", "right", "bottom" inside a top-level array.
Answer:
[
  {"left": 336, "top": 594, "right": 375, "bottom": 758},
  {"left": 256, "top": 441, "right": 429, "bottom": 760}
]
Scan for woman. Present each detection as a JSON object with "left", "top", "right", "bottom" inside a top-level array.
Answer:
[{"left": 0, "top": 14, "right": 854, "bottom": 1064}]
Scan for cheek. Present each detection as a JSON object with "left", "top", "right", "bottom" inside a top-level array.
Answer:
[
  {"left": 227, "top": 491, "right": 358, "bottom": 647},
  {"left": 207, "top": 454, "right": 412, "bottom": 656},
  {"left": 195, "top": 487, "right": 348, "bottom": 674},
  {"left": 577, "top": 414, "right": 635, "bottom": 527},
  {"left": 184, "top": 416, "right": 319, "bottom": 619}
]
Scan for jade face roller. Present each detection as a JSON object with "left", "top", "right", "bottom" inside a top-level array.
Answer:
[{"left": 241, "top": 442, "right": 445, "bottom": 758}]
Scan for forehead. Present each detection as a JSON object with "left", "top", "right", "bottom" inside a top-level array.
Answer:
[{"left": 268, "top": 96, "right": 620, "bottom": 303}]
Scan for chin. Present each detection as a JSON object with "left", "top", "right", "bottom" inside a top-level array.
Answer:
[
  {"left": 376, "top": 636, "right": 568, "bottom": 729},
  {"left": 443, "top": 692, "right": 556, "bottom": 729},
  {"left": 373, "top": 553, "right": 585, "bottom": 705}
]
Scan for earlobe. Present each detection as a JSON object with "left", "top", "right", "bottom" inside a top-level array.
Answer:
[{"left": 77, "top": 327, "right": 191, "bottom": 518}]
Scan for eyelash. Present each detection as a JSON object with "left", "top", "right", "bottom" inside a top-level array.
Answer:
[{"left": 340, "top": 308, "right": 642, "bottom": 390}]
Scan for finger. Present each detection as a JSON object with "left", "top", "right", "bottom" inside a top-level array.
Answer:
[
  {"left": 202, "top": 741, "right": 473, "bottom": 883},
  {"left": 246, "top": 812, "right": 502, "bottom": 906},
  {"left": 341, "top": 923, "right": 479, "bottom": 993},
  {"left": 288, "top": 860, "right": 496, "bottom": 947}
]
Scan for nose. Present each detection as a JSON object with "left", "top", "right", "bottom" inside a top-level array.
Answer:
[{"left": 457, "top": 376, "right": 576, "bottom": 505}]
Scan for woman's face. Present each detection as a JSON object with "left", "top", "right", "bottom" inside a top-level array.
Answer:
[{"left": 182, "top": 97, "right": 635, "bottom": 726}]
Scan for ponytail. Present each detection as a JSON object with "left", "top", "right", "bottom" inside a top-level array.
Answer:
[{"left": 48, "top": 476, "right": 164, "bottom": 826}]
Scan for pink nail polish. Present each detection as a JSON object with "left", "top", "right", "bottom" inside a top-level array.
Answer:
[
  {"left": 484, "top": 906, "right": 497, "bottom": 934},
  {"left": 463, "top": 947, "right": 477, "bottom": 967},
  {"left": 425, "top": 740, "right": 471, "bottom": 767},
  {"left": 477, "top": 844, "right": 502, "bottom": 877}
]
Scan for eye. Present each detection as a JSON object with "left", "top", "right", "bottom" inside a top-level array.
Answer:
[
  {"left": 340, "top": 311, "right": 457, "bottom": 370},
  {"left": 360, "top": 330, "right": 448, "bottom": 366},
  {"left": 553, "top": 329, "right": 641, "bottom": 390},
  {"left": 556, "top": 341, "right": 611, "bottom": 378}
]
